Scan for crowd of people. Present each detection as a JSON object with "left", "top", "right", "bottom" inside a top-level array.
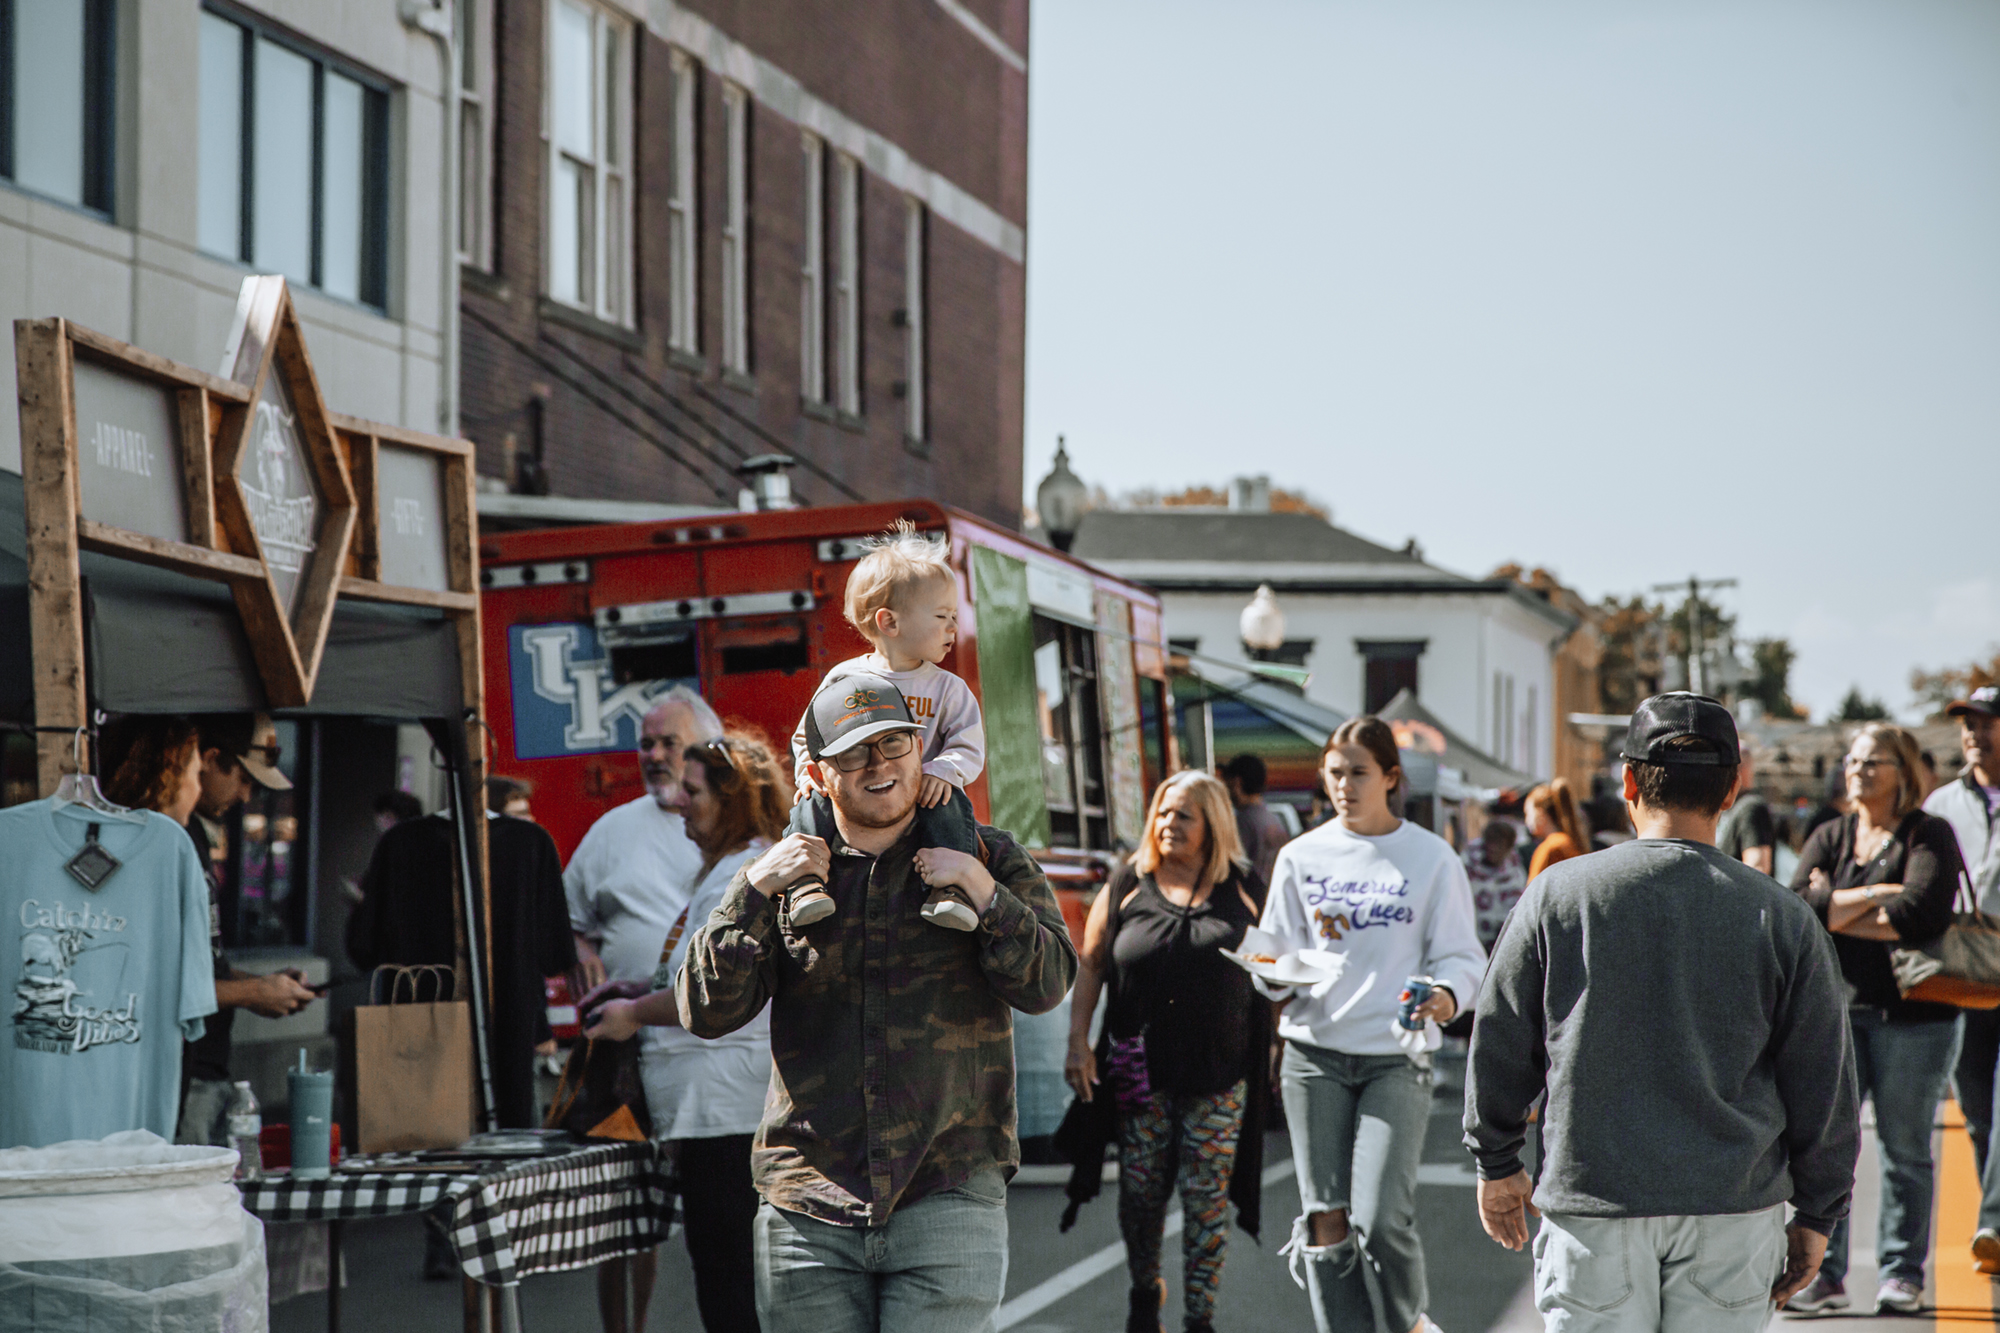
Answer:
[{"left": 73, "top": 514, "right": 2000, "bottom": 1333}]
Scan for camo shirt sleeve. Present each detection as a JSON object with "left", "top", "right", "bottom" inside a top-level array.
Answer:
[
  {"left": 970, "top": 827, "right": 1077, "bottom": 1017},
  {"left": 720, "top": 824, "right": 1079, "bottom": 1227}
]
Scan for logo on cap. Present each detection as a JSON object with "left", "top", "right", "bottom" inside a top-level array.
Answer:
[{"left": 845, "top": 689, "right": 881, "bottom": 709}]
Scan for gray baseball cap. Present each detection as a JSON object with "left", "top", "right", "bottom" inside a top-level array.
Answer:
[{"left": 802, "top": 671, "right": 924, "bottom": 759}]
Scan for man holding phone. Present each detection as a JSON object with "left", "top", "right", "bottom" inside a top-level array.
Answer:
[{"left": 177, "top": 714, "right": 318, "bottom": 1146}]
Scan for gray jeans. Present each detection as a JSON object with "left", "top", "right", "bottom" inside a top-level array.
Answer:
[
  {"left": 753, "top": 1181, "right": 1009, "bottom": 1333},
  {"left": 177, "top": 1077, "right": 234, "bottom": 1146},
  {"left": 1533, "top": 1206, "right": 1786, "bottom": 1332},
  {"left": 1279, "top": 1042, "right": 1433, "bottom": 1333}
]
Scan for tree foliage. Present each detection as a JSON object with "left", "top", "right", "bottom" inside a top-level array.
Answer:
[
  {"left": 1118, "top": 483, "right": 1331, "bottom": 519},
  {"left": 1744, "top": 638, "right": 1805, "bottom": 719},
  {"left": 1911, "top": 649, "right": 2000, "bottom": 719},
  {"left": 1597, "top": 596, "right": 1663, "bottom": 715},
  {"left": 1834, "top": 687, "right": 1891, "bottom": 722}
]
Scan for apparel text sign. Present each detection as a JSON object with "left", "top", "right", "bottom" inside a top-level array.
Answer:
[{"left": 70, "top": 357, "right": 187, "bottom": 544}]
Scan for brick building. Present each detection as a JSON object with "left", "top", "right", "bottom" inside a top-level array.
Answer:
[{"left": 457, "top": 0, "right": 1028, "bottom": 524}]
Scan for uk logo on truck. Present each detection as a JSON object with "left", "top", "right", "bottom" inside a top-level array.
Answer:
[{"left": 508, "top": 623, "right": 699, "bottom": 758}]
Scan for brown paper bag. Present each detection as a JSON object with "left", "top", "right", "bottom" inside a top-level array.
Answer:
[{"left": 354, "top": 966, "right": 477, "bottom": 1153}]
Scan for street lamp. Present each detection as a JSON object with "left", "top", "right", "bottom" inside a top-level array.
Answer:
[
  {"left": 1240, "top": 584, "right": 1286, "bottom": 660},
  {"left": 1035, "top": 436, "right": 1089, "bottom": 553}
]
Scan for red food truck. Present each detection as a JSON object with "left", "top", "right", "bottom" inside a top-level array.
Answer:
[{"left": 476, "top": 499, "right": 1175, "bottom": 925}]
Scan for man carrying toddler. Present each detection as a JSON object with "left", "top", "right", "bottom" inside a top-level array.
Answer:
[{"left": 785, "top": 520, "right": 987, "bottom": 931}]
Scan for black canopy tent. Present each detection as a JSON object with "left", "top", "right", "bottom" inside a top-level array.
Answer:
[
  {"left": 7, "top": 282, "right": 498, "bottom": 1131},
  {"left": 0, "top": 472, "right": 464, "bottom": 719}
]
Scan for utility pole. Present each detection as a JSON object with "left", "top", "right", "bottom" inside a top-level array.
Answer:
[{"left": 1649, "top": 575, "right": 1738, "bottom": 696}]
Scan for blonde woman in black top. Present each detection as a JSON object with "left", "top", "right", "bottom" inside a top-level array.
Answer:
[
  {"left": 1786, "top": 722, "right": 1964, "bottom": 1315},
  {"left": 1066, "top": 770, "right": 1266, "bottom": 1333}
]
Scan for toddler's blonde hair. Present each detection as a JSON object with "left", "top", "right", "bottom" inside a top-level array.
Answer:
[{"left": 843, "top": 520, "right": 955, "bottom": 643}]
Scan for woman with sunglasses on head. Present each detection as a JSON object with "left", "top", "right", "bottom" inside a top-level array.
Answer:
[
  {"left": 1258, "top": 717, "right": 1485, "bottom": 1333},
  {"left": 585, "top": 730, "right": 791, "bottom": 1333},
  {"left": 1783, "top": 722, "right": 1965, "bottom": 1316}
]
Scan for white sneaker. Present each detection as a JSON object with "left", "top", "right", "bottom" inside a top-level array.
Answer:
[
  {"left": 1875, "top": 1275, "right": 1923, "bottom": 1313},
  {"left": 920, "top": 889, "right": 979, "bottom": 931},
  {"left": 1974, "top": 1226, "right": 2000, "bottom": 1274}
]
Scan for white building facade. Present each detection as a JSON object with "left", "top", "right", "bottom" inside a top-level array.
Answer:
[
  {"left": 1, "top": 0, "right": 451, "bottom": 473},
  {"left": 1072, "top": 502, "right": 1577, "bottom": 779}
]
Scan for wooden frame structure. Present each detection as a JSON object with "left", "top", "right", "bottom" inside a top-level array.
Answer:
[{"left": 15, "top": 276, "right": 483, "bottom": 791}]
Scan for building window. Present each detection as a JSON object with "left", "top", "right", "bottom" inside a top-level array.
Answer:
[
  {"left": 456, "top": 0, "right": 494, "bottom": 269},
  {"left": 832, "top": 152, "right": 861, "bottom": 417},
  {"left": 1357, "top": 640, "right": 1425, "bottom": 714},
  {"left": 198, "top": 9, "right": 390, "bottom": 310},
  {"left": 545, "top": 0, "right": 631, "bottom": 324},
  {"left": 720, "top": 82, "right": 750, "bottom": 376},
  {"left": 1524, "top": 684, "right": 1538, "bottom": 775},
  {"left": 799, "top": 131, "right": 825, "bottom": 404},
  {"left": 666, "top": 48, "right": 698, "bottom": 355},
  {"left": 901, "top": 198, "right": 926, "bottom": 442},
  {"left": 1, "top": 0, "right": 115, "bottom": 213}
]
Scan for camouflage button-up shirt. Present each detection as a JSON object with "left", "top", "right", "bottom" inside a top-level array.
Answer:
[{"left": 676, "top": 823, "right": 1076, "bottom": 1227}]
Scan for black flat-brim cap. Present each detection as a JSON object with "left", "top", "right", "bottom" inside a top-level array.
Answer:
[
  {"left": 803, "top": 670, "right": 925, "bottom": 759},
  {"left": 1620, "top": 692, "right": 1741, "bottom": 766}
]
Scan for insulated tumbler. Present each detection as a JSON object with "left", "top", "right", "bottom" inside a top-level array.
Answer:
[{"left": 288, "top": 1057, "right": 335, "bottom": 1181}]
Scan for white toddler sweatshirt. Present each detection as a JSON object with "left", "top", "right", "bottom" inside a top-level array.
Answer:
[
  {"left": 791, "top": 654, "right": 986, "bottom": 790},
  {"left": 1259, "top": 818, "right": 1488, "bottom": 1056}
]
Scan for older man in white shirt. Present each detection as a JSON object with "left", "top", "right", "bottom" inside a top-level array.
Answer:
[
  {"left": 1929, "top": 686, "right": 2000, "bottom": 1272},
  {"left": 564, "top": 684, "right": 723, "bottom": 1332}
]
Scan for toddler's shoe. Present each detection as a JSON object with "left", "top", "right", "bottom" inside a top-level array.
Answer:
[
  {"left": 786, "top": 880, "right": 836, "bottom": 927},
  {"left": 920, "top": 883, "right": 979, "bottom": 931}
]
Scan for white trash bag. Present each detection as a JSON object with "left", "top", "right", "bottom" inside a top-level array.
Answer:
[{"left": 0, "top": 1129, "right": 267, "bottom": 1333}]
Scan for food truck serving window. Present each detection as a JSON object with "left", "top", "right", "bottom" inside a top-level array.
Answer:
[{"left": 1034, "top": 615, "right": 1110, "bottom": 850}]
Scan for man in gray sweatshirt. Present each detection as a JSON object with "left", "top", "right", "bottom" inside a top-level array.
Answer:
[{"left": 1464, "top": 692, "right": 1858, "bottom": 1330}]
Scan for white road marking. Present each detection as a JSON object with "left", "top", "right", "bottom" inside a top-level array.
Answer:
[
  {"left": 995, "top": 1155, "right": 1482, "bottom": 1330},
  {"left": 995, "top": 1159, "right": 1297, "bottom": 1330}
]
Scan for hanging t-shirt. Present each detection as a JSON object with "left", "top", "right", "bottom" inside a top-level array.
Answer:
[{"left": 2, "top": 798, "right": 215, "bottom": 1148}]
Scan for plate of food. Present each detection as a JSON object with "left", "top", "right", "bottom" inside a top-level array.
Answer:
[{"left": 1220, "top": 931, "right": 1346, "bottom": 988}]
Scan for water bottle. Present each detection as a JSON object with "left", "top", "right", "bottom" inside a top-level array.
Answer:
[{"left": 228, "top": 1081, "right": 264, "bottom": 1182}]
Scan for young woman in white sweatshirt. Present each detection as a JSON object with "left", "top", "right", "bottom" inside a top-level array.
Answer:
[{"left": 1261, "top": 716, "right": 1487, "bottom": 1333}]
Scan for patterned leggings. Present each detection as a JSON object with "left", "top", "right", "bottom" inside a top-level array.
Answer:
[{"left": 1118, "top": 1080, "right": 1247, "bottom": 1325}]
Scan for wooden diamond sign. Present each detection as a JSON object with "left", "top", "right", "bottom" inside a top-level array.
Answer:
[{"left": 214, "top": 275, "right": 358, "bottom": 706}]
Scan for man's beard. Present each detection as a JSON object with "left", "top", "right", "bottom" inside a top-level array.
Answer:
[
  {"left": 833, "top": 783, "right": 916, "bottom": 830},
  {"left": 644, "top": 767, "right": 679, "bottom": 807}
]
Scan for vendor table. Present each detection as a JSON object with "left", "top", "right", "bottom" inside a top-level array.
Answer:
[{"left": 239, "top": 1140, "right": 671, "bottom": 1333}]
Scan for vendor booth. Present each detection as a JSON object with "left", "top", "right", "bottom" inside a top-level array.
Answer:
[{"left": 1, "top": 282, "right": 667, "bottom": 1332}]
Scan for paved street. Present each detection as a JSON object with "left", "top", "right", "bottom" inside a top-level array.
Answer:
[{"left": 271, "top": 1064, "right": 2000, "bottom": 1333}]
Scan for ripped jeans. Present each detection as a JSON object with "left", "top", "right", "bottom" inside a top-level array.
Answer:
[{"left": 1278, "top": 1043, "right": 1433, "bottom": 1333}]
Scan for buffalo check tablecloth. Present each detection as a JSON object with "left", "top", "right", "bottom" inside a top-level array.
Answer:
[{"left": 239, "top": 1140, "right": 671, "bottom": 1287}]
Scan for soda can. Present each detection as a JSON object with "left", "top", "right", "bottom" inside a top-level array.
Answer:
[{"left": 1397, "top": 976, "right": 1435, "bottom": 1031}]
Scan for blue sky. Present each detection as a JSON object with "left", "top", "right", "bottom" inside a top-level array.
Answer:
[{"left": 1021, "top": 0, "right": 2000, "bottom": 720}]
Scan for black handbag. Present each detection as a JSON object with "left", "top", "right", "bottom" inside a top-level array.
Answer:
[{"left": 543, "top": 903, "right": 692, "bottom": 1141}]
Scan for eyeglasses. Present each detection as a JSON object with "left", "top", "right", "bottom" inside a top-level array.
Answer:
[
  {"left": 1844, "top": 756, "right": 1900, "bottom": 772},
  {"left": 827, "top": 731, "right": 916, "bottom": 772}
]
